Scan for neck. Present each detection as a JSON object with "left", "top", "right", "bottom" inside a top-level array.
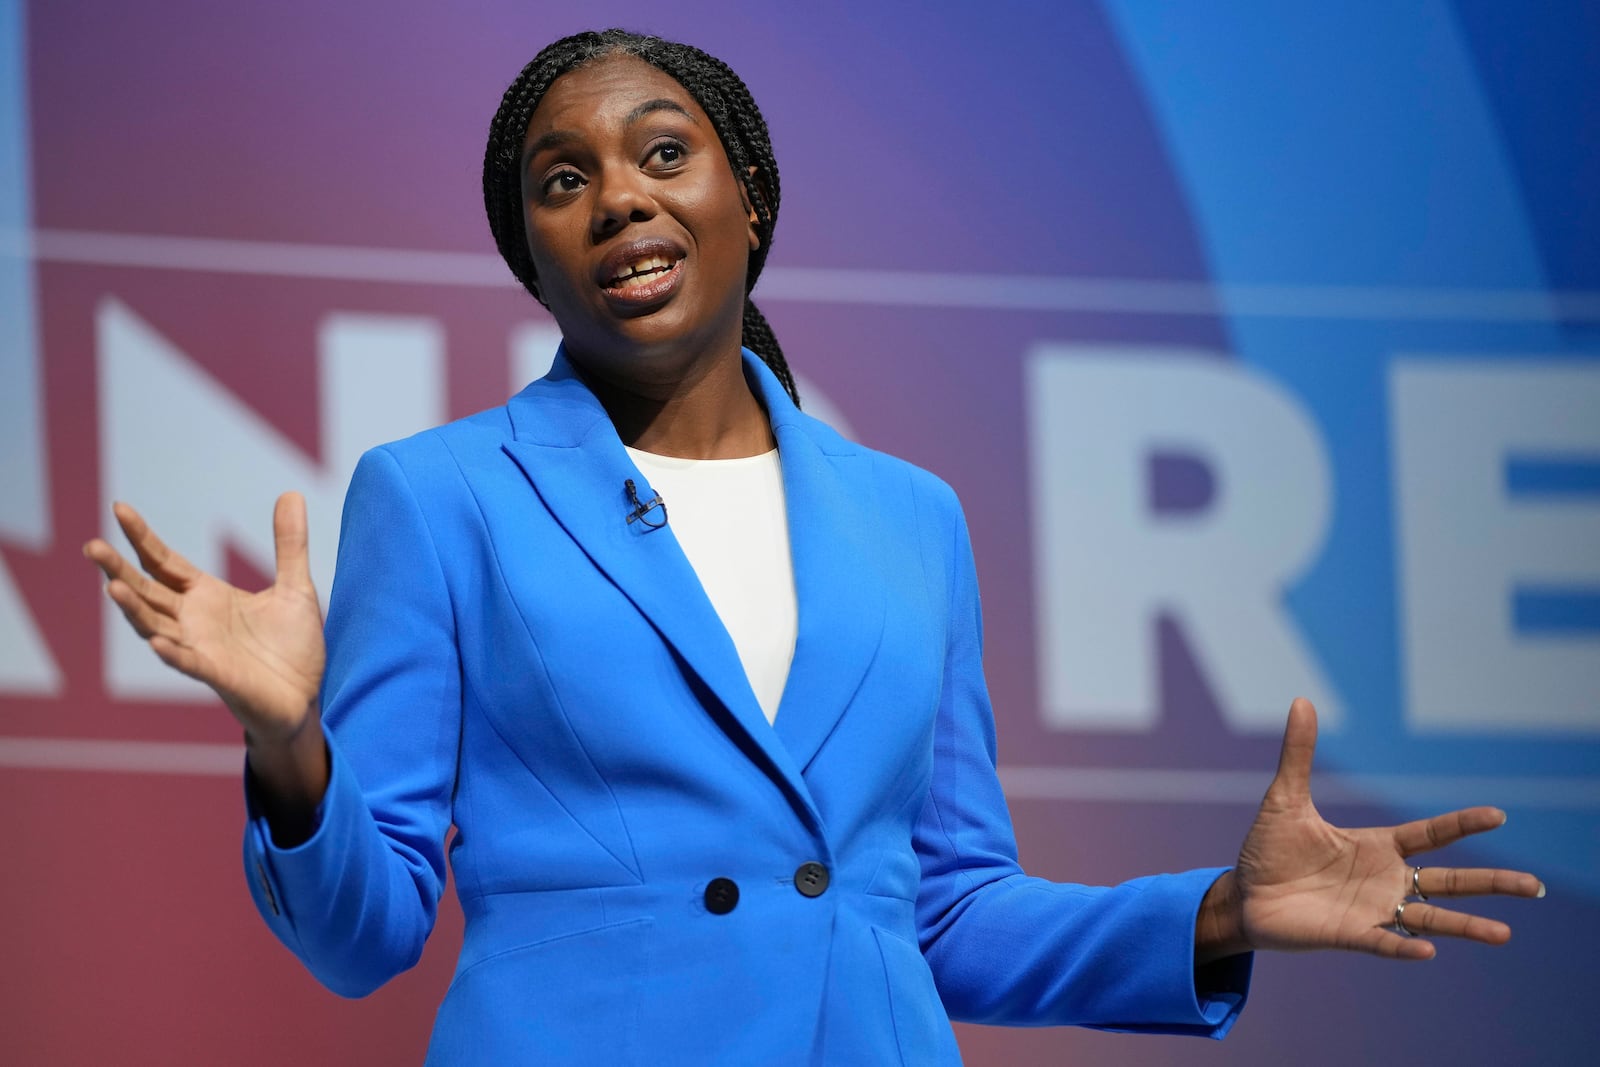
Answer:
[{"left": 583, "top": 350, "right": 776, "bottom": 460}]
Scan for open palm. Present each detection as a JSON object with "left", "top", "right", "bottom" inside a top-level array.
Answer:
[
  {"left": 85, "top": 494, "right": 326, "bottom": 743},
  {"left": 1230, "top": 699, "right": 1542, "bottom": 961}
]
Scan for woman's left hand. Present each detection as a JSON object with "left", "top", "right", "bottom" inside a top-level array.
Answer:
[{"left": 1197, "top": 698, "right": 1544, "bottom": 964}]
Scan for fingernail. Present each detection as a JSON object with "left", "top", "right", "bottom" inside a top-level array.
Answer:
[
  {"left": 1537, "top": 882, "right": 1546, "bottom": 899},
  {"left": 1498, "top": 810, "right": 1508, "bottom": 826}
]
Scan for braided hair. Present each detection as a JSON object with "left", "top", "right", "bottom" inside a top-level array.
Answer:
[{"left": 483, "top": 29, "right": 799, "bottom": 407}]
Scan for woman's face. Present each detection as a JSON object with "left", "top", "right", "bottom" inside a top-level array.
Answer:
[{"left": 519, "top": 54, "right": 760, "bottom": 393}]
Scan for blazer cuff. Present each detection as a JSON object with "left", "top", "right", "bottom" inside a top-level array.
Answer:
[
  {"left": 1092, "top": 866, "right": 1252, "bottom": 1039},
  {"left": 241, "top": 734, "right": 359, "bottom": 946}
]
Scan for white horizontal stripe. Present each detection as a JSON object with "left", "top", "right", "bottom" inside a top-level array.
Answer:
[
  {"left": 0, "top": 737, "right": 241, "bottom": 776},
  {"left": 999, "top": 765, "right": 1600, "bottom": 809},
  {"left": 761, "top": 268, "right": 1600, "bottom": 323},
  {"left": 29, "top": 228, "right": 513, "bottom": 287},
  {"left": 3, "top": 737, "right": 1595, "bottom": 809},
  {"left": 27, "top": 229, "right": 1600, "bottom": 323}
]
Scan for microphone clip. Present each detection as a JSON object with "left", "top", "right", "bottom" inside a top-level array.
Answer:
[{"left": 624, "top": 478, "right": 668, "bottom": 529}]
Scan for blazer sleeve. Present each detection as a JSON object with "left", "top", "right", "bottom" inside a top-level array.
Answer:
[
  {"left": 241, "top": 443, "right": 462, "bottom": 997},
  {"left": 911, "top": 483, "right": 1251, "bottom": 1036}
]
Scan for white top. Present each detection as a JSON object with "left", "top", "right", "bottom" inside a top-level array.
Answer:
[{"left": 625, "top": 447, "right": 797, "bottom": 724}]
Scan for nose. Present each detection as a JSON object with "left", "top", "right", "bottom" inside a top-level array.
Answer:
[{"left": 590, "top": 165, "right": 656, "bottom": 241}]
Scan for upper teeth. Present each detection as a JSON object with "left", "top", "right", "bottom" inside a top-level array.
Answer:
[{"left": 613, "top": 255, "right": 672, "bottom": 284}]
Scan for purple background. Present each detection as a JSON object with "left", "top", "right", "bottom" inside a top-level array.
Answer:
[{"left": 4, "top": 2, "right": 1595, "bottom": 1063}]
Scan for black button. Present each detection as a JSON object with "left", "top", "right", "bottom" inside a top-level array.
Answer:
[
  {"left": 704, "top": 877, "right": 740, "bottom": 915},
  {"left": 794, "top": 862, "right": 830, "bottom": 898}
]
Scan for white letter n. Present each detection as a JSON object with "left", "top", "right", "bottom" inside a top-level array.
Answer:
[{"left": 97, "top": 299, "right": 444, "bottom": 701}]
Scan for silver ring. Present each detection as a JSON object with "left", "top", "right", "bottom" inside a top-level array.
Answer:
[
  {"left": 1394, "top": 900, "right": 1415, "bottom": 936},
  {"left": 1412, "top": 866, "right": 1428, "bottom": 901}
]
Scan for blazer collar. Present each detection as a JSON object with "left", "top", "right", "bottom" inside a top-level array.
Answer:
[{"left": 501, "top": 348, "right": 885, "bottom": 827}]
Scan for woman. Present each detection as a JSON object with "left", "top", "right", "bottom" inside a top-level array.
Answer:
[{"left": 84, "top": 28, "right": 1542, "bottom": 1065}]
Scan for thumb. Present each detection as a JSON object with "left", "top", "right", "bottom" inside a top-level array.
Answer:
[
  {"left": 1267, "top": 697, "right": 1318, "bottom": 803},
  {"left": 272, "top": 491, "right": 315, "bottom": 594}
]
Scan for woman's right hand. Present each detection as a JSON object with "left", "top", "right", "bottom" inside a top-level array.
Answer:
[{"left": 84, "top": 493, "right": 327, "bottom": 745}]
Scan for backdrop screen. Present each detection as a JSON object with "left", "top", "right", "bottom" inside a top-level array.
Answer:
[{"left": 3, "top": 2, "right": 1596, "bottom": 1064}]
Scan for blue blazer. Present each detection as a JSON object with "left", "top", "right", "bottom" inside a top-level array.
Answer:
[{"left": 244, "top": 350, "right": 1249, "bottom": 1064}]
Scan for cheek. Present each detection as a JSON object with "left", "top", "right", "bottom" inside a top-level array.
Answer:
[
  {"left": 683, "top": 184, "right": 758, "bottom": 263},
  {"left": 524, "top": 226, "right": 580, "bottom": 292},
  {"left": 519, "top": 187, "right": 543, "bottom": 257}
]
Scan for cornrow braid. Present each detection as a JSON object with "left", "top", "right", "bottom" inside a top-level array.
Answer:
[
  {"left": 741, "top": 299, "right": 794, "bottom": 403},
  {"left": 483, "top": 28, "right": 799, "bottom": 407}
]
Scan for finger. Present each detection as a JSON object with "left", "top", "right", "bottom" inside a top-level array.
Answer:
[
  {"left": 1394, "top": 806, "right": 1508, "bottom": 857},
  {"left": 112, "top": 502, "right": 201, "bottom": 588},
  {"left": 148, "top": 634, "right": 208, "bottom": 681},
  {"left": 1265, "top": 697, "right": 1318, "bottom": 803},
  {"left": 84, "top": 538, "right": 132, "bottom": 586},
  {"left": 272, "top": 492, "right": 315, "bottom": 594},
  {"left": 1393, "top": 902, "right": 1512, "bottom": 946},
  {"left": 1352, "top": 924, "right": 1436, "bottom": 961},
  {"left": 84, "top": 540, "right": 183, "bottom": 619},
  {"left": 104, "top": 579, "right": 182, "bottom": 643},
  {"left": 84, "top": 537, "right": 135, "bottom": 582},
  {"left": 1416, "top": 866, "right": 1546, "bottom": 900}
]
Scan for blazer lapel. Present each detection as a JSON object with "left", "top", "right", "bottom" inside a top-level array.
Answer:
[
  {"left": 753, "top": 361, "right": 887, "bottom": 775},
  {"left": 501, "top": 351, "right": 824, "bottom": 831}
]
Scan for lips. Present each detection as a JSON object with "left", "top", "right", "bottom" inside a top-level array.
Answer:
[
  {"left": 606, "top": 254, "right": 676, "bottom": 288},
  {"left": 595, "top": 237, "right": 686, "bottom": 295}
]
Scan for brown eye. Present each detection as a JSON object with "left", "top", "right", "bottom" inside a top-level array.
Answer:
[
  {"left": 646, "top": 141, "right": 687, "bottom": 169},
  {"left": 542, "top": 170, "right": 585, "bottom": 198}
]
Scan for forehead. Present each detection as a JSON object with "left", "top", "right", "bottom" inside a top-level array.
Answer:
[{"left": 523, "top": 53, "right": 707, "bottom": 147}]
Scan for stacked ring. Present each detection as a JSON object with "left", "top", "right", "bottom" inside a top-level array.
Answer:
[
  {"left": 1412, "top": 865, "right": 1428, "bottom": 901},
  {"left": 1393, "top": 900, "right": 1414, "bottom": 936}
]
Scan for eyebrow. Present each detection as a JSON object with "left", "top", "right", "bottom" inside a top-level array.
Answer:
[
  {"left": 523, "top": 129, "right": 579, "bottom": 166},
  {"left": 624, "top": 98, "right": 697, "bottom": 126},
  {"left": 522, "top": 99, "right": 698, "bottom": 170}
]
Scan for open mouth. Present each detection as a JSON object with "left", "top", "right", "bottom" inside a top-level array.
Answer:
[{"left": 605, "top": 254, "right": 681, "bottom": 290}]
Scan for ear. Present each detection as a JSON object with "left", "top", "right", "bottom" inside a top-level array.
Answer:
[{"left": 741, "top": 165, "right": 762, "bottom": 252}]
